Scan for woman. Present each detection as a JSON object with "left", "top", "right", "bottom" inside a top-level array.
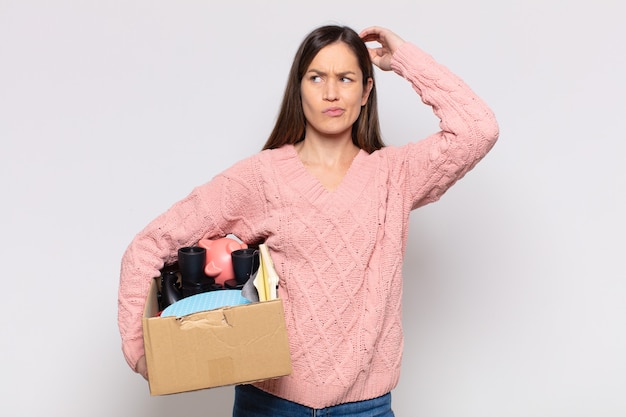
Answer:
[{"left": 118, "top": 25, "right": 499, "bottom": 416}]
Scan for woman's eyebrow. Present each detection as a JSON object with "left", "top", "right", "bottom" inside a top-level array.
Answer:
[{"left": 306, "top": 69, "right": 357, "bottom": 76}]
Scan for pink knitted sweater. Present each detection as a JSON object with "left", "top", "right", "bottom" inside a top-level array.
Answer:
[{"left": 118, "top": 42, "right": 498, "bottom": 408}]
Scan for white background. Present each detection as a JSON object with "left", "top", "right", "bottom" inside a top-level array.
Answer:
[{"left": 1, "top": 1, "right": 624, "bottom": 416}]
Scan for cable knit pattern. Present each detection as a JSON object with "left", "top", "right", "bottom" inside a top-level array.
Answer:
[{"left": 117, "top": 42, "right": 498, "bottom": 408}]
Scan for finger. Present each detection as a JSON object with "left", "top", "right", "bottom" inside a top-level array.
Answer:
[
  {"left": 359, "top": 26, "right": 384, "bottom": 43},
  {"left": 367, "top": 50, "right": 388, "bottom": 70},
  {"left": 361, "top": 33, "right": 383, "bottom": 45},
  {"left": 366, "top": 47, "right": 384, "bottom": 61},
  {"left": 359, "top": 25, "right": 383, "bottom": 37},
  {"left": 361, "top": 33, "right": 380, "bottom": 43}
]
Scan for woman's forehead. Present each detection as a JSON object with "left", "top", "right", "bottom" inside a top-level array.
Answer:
[{"left": 307, "top": 42, "right": 360, "bottom": 72}]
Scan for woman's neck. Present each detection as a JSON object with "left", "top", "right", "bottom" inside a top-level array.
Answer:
[
  {"left": 294, "top": 135, "right": 360, "bottom": 192},
  {"left": 295, "top": 132, "right": 359, "bottom": 169}
]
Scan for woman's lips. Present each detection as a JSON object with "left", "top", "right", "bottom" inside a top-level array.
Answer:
[{"left": 323, "top": 107, "right": 344, "bottom": 117}]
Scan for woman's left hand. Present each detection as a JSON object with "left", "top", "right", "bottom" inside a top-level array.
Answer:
[{"left": 359, "top": 26, "right": 406, "bottom": 71}]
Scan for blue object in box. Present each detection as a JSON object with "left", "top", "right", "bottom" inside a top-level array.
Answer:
[{"left": 161, "top": 290, "right": 251, "bottom": 317}]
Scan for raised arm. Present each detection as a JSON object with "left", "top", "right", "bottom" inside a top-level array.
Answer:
[{"left": 362, "top": 26, "right": 499, "bottom": 209}]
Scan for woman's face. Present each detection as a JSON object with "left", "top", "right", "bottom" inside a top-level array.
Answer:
[{"left": 300, "top": 42, "right": 372, "bottom": 141}]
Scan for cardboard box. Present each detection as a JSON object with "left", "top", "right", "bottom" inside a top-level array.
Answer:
[{"left": 142, "top": 278, "right": 292, "bottom": 395}]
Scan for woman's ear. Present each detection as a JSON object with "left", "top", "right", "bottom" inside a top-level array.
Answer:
[{"left": 361, "top": 77, "right": 374, "bottom": 106}]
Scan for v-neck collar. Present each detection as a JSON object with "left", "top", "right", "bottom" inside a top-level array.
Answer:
[{"left": 273, "top": 144, "right": 375, "bottom": 212}]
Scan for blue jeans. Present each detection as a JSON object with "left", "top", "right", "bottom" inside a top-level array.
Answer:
[{"left": 233, "top": 384, "right": 395, "bottom": 417}]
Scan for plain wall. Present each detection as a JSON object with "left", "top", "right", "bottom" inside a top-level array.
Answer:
[{"left": 1, "top": 1, "right": 624, "bottom": 416}]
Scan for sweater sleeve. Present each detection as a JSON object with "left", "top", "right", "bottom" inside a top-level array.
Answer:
[
  {"left": 389, "top": 42, "right": 499, "bottom": 210},
  {"left": 117, "top": 155, "right": 267, "bottom": 371}
]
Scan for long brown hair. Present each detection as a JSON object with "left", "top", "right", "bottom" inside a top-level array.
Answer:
[{"left": 262, "top": 25, "right": 384, "bottom": 153}]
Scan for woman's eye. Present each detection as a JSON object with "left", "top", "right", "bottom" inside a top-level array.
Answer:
[
  {"left": 310, "top": 75, "right": 322, "bottom": 83},
  {"left": 340, "top": 77, "right": 352, "bottom": 83}
]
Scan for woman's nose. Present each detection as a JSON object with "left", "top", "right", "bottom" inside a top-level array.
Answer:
[{"left": 323, "top": 80, "right": 338, "bottom": 101}]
